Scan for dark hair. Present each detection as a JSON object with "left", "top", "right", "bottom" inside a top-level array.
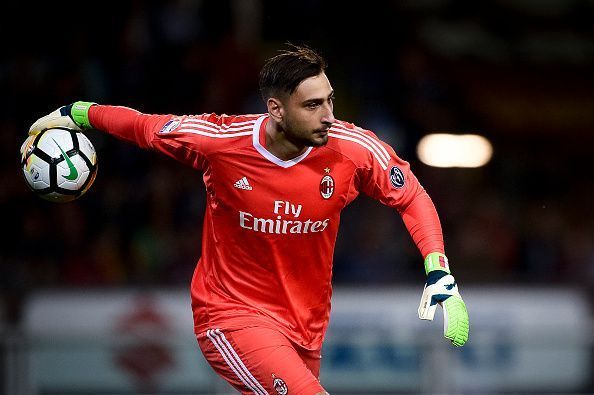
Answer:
[{"left": 259, "top": 44, "right": 327, "bottom": 102}]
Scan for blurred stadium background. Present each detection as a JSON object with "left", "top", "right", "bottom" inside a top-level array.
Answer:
[{"left": 1, "top": 1, "right": 593, "bottom": 394}]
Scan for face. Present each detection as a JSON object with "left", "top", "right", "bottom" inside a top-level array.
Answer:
[{"left": 278, "top": 73, "right": 336, "bottom": 147}]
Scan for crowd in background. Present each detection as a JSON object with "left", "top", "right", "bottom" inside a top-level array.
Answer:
[{"left": 2, "top": 1, "right": 593, "bottom": 324}]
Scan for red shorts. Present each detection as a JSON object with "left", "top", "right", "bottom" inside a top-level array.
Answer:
[{"left": 197, "top": 325, "right": 326, "bottom": 394}]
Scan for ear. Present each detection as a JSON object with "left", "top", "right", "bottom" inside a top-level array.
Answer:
[{"left": 267, "top": 98, "right": 283, "bottom": 122}]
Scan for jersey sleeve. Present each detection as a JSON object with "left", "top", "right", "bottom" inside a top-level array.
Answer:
[
  {"left": 89, "top": 105, "right": 255, "bottom": 170},
  {"left": 352, "top": 127, "right": 445, "bottom": 257}
]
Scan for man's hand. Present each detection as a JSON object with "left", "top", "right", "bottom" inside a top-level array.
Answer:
[
  {"left": 418, "top": 253, "right": 469, "bottom": 347},
  {"left": 29, "top": 101, "right": 95, "bottom": 136}
]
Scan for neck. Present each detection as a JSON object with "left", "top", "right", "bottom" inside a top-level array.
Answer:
[{"left": 265, "top": 118, "right": 308, "bottom": 161}]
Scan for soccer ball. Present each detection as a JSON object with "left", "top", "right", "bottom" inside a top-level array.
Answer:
[{"left": 21, "top": 127, "right": 98, "bottom": 203}]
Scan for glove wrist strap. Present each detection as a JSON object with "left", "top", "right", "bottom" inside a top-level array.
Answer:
[
  {"left": 71, "top": 101, "right": 95, "bottom": 129},
  {"left": 424, "top": 252, "right": 450, "bottom": 275}
]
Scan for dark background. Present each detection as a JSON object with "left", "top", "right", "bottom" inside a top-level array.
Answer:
[{"left": 1, "top": 0, "right": 593, "bottom": 336}]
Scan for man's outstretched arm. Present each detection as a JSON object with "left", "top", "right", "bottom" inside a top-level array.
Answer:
[
  {"left": 29, "top": 101, "right": 169, "bottom": 149},
  {"left": 400, "top": 191, "right": 469, "bottom": 347},
  {"left": 351, "top": 125, "right": 470, "bottom": 347},
  {"left": 28, "top": 101, "right": 207, "bottom": 169}
]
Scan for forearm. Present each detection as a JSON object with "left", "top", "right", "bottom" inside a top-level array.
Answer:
[
  {"left": 400, "top": 189, "right": 445, "bottom": 258},
  {"left": 89, "top": 105, "right": 170, "bottom": 149}
]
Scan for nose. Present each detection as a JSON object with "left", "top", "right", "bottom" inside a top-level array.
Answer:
[{"left": 321, "top": 103, "right": 336, "bottom": 126}]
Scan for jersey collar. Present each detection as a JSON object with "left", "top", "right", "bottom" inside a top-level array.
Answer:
[{"left": 252, "top": 115, "right": 313, "bottom": 168}]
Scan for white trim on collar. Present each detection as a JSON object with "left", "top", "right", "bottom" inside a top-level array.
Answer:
[{"left": 252, "top": 115, "right": 313, "bottom": 168}]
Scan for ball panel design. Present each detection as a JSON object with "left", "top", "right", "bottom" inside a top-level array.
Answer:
[
  {"left": 21, "top": 127, "right": 98, "bottom": 203},
  {"left": 23, "top": 155, "right": 51, "bottom": 191},
  {"left": 36, "top": 128, "right": 76, "bottom": 159},
  {"left": 77, "top": 133, "right": 96, "bottom": 161}
]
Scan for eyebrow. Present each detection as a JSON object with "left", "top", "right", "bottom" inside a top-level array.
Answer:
[{"left": 302, "top": 91, "right": 335, "bottom": 105}]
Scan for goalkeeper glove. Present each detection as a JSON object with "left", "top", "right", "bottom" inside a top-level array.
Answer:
[
  {"left": 29, "top": 101, "right": 95, "bottom": 136},
  {"left": 418, "top": 252, "right": 469, "bottom": 347}
]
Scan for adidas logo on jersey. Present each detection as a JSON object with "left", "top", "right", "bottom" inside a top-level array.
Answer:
[{"left": 234, "top": 177, "right": 252, "bottom": 190}]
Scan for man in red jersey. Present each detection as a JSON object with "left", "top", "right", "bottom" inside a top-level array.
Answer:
[{"left": 28, "top": 45, "right": 468, "bottom": 395}]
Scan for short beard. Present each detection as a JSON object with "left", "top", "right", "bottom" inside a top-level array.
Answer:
[
  {"left": 308, "top": 130, "right": 329, "bottom": 147},
  {"left": 281, "top": 119, "right": 328, "bottom": 148}
]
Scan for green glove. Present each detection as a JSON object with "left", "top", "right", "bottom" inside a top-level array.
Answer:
[
  {"left": 418, "top": 252, "right": 469, "bottom": 346},
  {"left": 29, "top": 101, "right": 95, "bottom": 135}
]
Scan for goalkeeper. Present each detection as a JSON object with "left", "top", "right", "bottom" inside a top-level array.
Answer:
[{"left": 29, "top": 45, "right": 468, "bottom": 394}]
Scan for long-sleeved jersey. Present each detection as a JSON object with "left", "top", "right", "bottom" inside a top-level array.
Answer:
[{"left": 89, "top": 105, "right": 444, "bottom": 350}]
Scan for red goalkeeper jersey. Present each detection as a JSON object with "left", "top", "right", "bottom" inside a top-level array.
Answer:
[{"left": 89, "top": 106, "right": 444, "bottom": 350}]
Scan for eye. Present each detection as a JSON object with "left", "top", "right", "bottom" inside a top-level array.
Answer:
[{"left": 307, "top": 102, "right": 320, "bottom": 109}]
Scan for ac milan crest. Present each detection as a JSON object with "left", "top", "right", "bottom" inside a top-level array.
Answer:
[
  {"left": 320, "top": 174, "right": 334, "bottom": 199},
  {"left": 272, "top": 374, "right": 288, "bottom": 395}
]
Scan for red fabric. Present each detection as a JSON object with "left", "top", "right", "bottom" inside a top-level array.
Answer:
[
  {"left": 400, "top": 190, "right": 445, "bottom": 256},
  {"left": 197, "top": 326, "right": 324, "bottom": 394},
  {"left": 89, "top": 105, "right": 170, "bottom": 149},
  {"left": 87, "top": 105, "right": 445, "bottom": 350}
]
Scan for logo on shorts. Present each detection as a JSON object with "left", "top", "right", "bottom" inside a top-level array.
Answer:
[
  {"left": 389, "top": 166, "right": 405, "bottom": 188},
  {"left": 272, "top": 374, "right": 288, "bottom": 395}
]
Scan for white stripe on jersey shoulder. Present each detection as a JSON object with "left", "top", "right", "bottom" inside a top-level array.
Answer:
[
  {"left": 180, "top": 121, "right": 256, "bottom": 134},
  {"left": 181, "top": 117, "right": 258, "bottom": 133},
  {"left": 252, "top": 115, "right": 313, "bottom": 168},
  {"left": 329, "top": 125, "right": 389, "bottom": 170},
  {"left": 169, "top": 115, "right": 258, "bottom": 139},
  {"left": 177, "top": 115, "right": 258, "bottom": 134},
  {"left": 176, "top": 128, "right": 253, "bottom": 138},
  {"left": 332, "top": 122, "right": 391, "bottom": 161}
]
